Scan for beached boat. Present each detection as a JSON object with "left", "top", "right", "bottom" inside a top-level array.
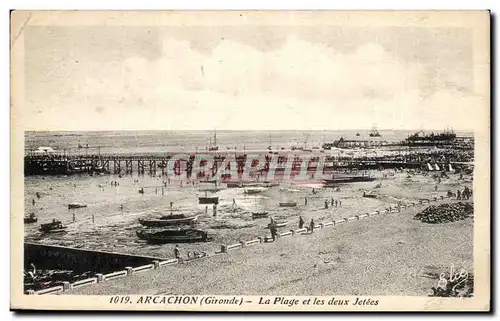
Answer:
[
  {"left": 136, "top": 227, "right": 210, "bottom": 244},
  {"left": 68, "top": 203, "right": 87, "bottom": 209},
  {"left": 198, "top": 196, "right": 219, "bottom": 204},
  {"left": 251, "top": 211, "right": 269, "bottom": 219},
  {"left": 362, "top": 191, "right": 378, "bottom": 198},
  {"left": 322, "top": 173, "right": 375, "bottom": 185},
  {"left": 138, "top": 214, "right": 198, "bottom": 227},
  {"left": 279, "top": 202, "right": 297, "bottom": 207},
  {"left": 24, "top": 213, "right": 37, "bottom": 224},
  {"left": 39, "top": 220, "right": 68, "bottom": 233},
  {"left": 244, "top": 188, "right": 267, "bottom": 194}
]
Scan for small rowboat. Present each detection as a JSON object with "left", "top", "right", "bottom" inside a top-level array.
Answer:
[
  {"left": 24, "top": 217, "right": 38, "bottom": 224},
  {"left": 24, "top": 213, "right": 37, "bottom": 224},
  {"left": 136, "top": 227, "right": 210, "bottom": 244},
  {"left": 362, "top": 191, "right": 377, "bottom": 198},
  {"left": 251, "top": 212, "right": 269, "bottom": 219},
  {"left": 39, "top": 220, "right": 68, "bottom": 233},
  {"left": 198, "top": 196, "right": 219, "bottom": 205},
  {"left": 138, "top": 215, "right": 198, "bottom": 227},
  {"left": 244, "top": 188, "right": 266, "bottom": 195},
  {"left": 68, "top": 203, "right": 87, "bottom": 209},
  {"left": 279, "top": 202, "right": 297, "bottom": 207}
]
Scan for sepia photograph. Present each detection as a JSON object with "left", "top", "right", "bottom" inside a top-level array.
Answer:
[{"left": 10, "top": 10, "right": 490, "bottom": 311}]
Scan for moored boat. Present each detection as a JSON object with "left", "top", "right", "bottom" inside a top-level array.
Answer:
[
  {"left": 39, "top": 220, "right": 68, "bottom": 233},
  {"left": 68, "top": 203, "right": 87, "bottom": 209},
  {"left": 198, "top": 196, "right": 219, "bottom": 204},
  {"left": 136, "top": 227, "right": 210, "bottom": 244},
  {"left": 244, "top": 188, "right": 267, "bottom": 194},
  {"left": 322, "top": 173, "right": 375, "bottom": 185},
  {"left": 279, "top": 202, "right": 297, "bottom": 207},
  {"left": 24, "top": 213, "right": 38, "bottom": 224},
  {"left": 251, "top": 211, "right": 269, "bottom": 219},
  {"left": 138, "top": 214, "right": 198, "bottom": 227}
]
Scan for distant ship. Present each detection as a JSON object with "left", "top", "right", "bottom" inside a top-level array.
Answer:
[
  {"left": 369, "top": 125, "right": 381, "bottom": 137},
  {"left": 208, "top": 130, "right": 219, "bottom": 151},
  {"left": 406, "top": 129, "right": 456, "bottom": 143},
  {"left": 356, "top": 132, "right": 360, "bottom": 137}
]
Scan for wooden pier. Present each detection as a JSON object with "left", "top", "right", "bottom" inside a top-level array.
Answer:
[{"left": 24, "top": 151, "right": 471, "bottom": 177}]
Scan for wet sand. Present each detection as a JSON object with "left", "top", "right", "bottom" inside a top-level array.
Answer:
[{"left": 25, "top": 169, "right": 472, "bottom": 260}]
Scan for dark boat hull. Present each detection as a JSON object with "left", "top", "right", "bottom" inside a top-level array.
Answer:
[
  {"left": 68, "top": 204, "right": 87, "bottom": 209},
  {"left": 323, "top": 176, "right": 376, "bottom": 185},
  {"left": 251, "top": 212, "right": 269, "bottom": 219},
  {"left": 24, "top": 217, "right": 38, "bottom": 224},
  {"left": 279, "top": 202, "right": 297, "bottom": 207},
  {"left": 39, "top": 228, "right": 68, "bottom": 234},
  {"left": 198, "top": 197, "right": 219, "bottom": 205},
  {"left": 138, "top": 216, "right": 197, "bottom": 227}
]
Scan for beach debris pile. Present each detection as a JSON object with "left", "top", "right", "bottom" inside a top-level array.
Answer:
[{"left": 414, "top": 202, "right": 473, "bottom": 224}]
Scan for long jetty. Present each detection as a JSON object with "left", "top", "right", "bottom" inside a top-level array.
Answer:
[{"left": 24, "top": 151, "right": 471, "bottom": 176}]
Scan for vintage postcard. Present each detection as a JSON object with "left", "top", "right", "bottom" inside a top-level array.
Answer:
[{"left": 10, "top": 10, "right": 490, "bottom": 311}]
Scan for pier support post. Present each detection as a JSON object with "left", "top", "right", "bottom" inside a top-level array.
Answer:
[
  {"left": 96, "top": 274, "right": 104, "bottom": 283},
  {"left": 125, "top": 267, "right": 134, "bottom": 276},
  {"left": 319, "top": 223, "right": 324, "bottom": 229},
  {"left": 62, "top": 281, "right": 72, "bottom": 292},
  {"left": 290, "top": 230, "right": 295, "bottom": 236},
  {"left": 153, "top": 260, "right": 160, "bottom": 269},
  {"left": 239, "top": 240, "right": 246, "bottom": 248},
  {"left": 258, "top": 236, "right": 264, "bottom": 243},
  {"left": 220, "top": 245, "right": 227, "bottom": 253}
]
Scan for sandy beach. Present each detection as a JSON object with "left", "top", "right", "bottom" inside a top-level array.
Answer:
[{"left": 68, "top": 197, "right": 473, "bottom": 295}]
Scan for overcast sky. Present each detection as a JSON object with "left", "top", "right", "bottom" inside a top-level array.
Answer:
[{"left": 23, "top": 21, "right": 484, "bottom": 131}]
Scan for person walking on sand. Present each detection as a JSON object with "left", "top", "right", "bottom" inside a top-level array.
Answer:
[
  {"left": 299, "top": 216, "right": 305, "bottom": 229},
  {"left": 331, "top": 197, "right": 334, "bottom": 206},
  {"left": 270, "top": 221, "right": 278, "bottom": 242},
  {"left": 304, "top": 197, "right": 308, "bottom": 206},
  {"left": 324, "top": 199, "right": 329, "bottom": 209},
  {"left": 457, "top": 189, "right": 461, "bottom": 200},
  {"left": 174, "top": 245, "right": 180, "bottom": 260},
  {"left": 309, "top": 219, "right": 315, "bottom": 234}
]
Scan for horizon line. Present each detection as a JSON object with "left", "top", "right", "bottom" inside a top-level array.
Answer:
[{"left": 24, "top": 128, "right": 471, "bottom": 133}]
